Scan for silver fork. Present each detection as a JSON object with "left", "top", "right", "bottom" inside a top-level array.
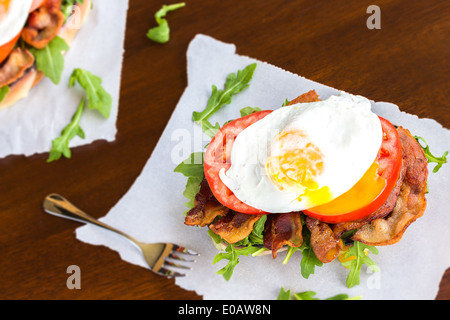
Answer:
[{"left": 42, "top": 193, "right": 198, "bottom": 278}]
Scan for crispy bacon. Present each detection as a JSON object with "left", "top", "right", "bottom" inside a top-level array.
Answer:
[
  {"left": 0, "top": 48, "right": 35, "bottom": 87},
  {"left": 352, "top": 127, "right": 428, "bottom": 245},
  {"left": 22, "top": 0, "right": 65, "bottom": 49},
  {"left": 209, "top": 211, "right": 262, "bottom": 244},
  {"left": 287, "top": 90, "right": 321, "bottom": 105},
  {"left": 306, "top": 216, "right": 343, "bottom": 263},
  {"left": 263, "top": 212, "right": 303, "bottom": 258},
  {"left": 184, "top": 177, "right": 229, "bottom": 227}
]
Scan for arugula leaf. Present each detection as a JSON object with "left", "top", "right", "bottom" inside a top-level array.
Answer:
[
  {"left": 299, "top": 246, "right": 323, "bottom": 279},
  {"left": 31, "top": 36, "right": 69, "bottom": 85},
  {"left": 277, "top": 287, "right": 292, "bottom": 300},
  {"left": 47, "top": 98, "right": 86, "bottom": 162},
  {"left": 239, "top": 106, "right": 261, "bottom": 117},
  {"left": 174, "top": 152, "right": 205, "bottom": 212},
  {"left": 213, "top": 243, "right": 261, "bottom": 281},
  {"left": 174, "top": 152, "right": 204, "bottom": 177},
  {"left": 340, "top": 241, "right": 379, "bottom": 288},
  {"left": 293, "top": 291, "right": 319, "bottom": 300},
  {"left": 247, "top": 214, "right": 267, "bottom": 245},
  {"left": 69, "top": 68, "right": 112, "bottom": 118},
  {"left": 298, "top": 223, "right": 323, "bottom": 278},
  {"left": 414, "top": 136, "right": 448, "bottom": 173},
  {"left": 147, "top": 2, "right": 185, "bottom": 43},
  {"left": 282, "top": 246, "right": 299, "bottom": 265},
  {"left": 200, "top": 105, "right": 261, "bottom": 140},
  {"left": 208, "top": 215, "right": 267, "bottom": 281},
  {"left": 201, "top": 120, "right": 221, "bottom": 139},
  {"left": 181, "top": 177, "right": 203, "bottom": 213},
  {"left": 192, "top": 63, "right": 257, "bottom": 123},
  {"left": 277, "top": 287, "right": 361, "bottom": 300},
  {"left": 0, "top": 86, "right": 10, "bottom": 103}
]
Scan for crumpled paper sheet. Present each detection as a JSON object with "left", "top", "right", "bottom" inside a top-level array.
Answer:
[
  {"left": 76, "top": 34, "right": 450, "bottom": 300},
  {"left": 0, "top": 0, "right": 129, "bottom": 159}
]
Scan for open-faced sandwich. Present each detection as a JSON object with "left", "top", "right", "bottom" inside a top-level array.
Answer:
[
  {"left": 175, "top": 63, "right": 445, "bottom": 285},
  {"left": 0, "top": 0, "right": 91, "bottom": 109}
]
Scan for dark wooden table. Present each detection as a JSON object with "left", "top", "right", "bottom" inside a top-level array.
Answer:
[{"left": 0, "top": 0, "right": 448, "bottom": 300}]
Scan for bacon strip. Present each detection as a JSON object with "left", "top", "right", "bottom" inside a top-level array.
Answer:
[
  {"left": 22, "top": 0, "right": 65, "bottom": 49},
  {"left": 209, "top": 211, "right": 262, "bottom": 244},
  {"left": 306, "top": 216, "right": 343, "bottom": 263},
  {"left": 0, "top": 48, "right": 35, "bottom": 87},
  {"left": 287, "top": 90, "right": 320, "bottom": 105},
  {"left": 263, "top": 212, "right": 303, "bottom": 258},
  {"left": 184, "top": 177, "right": 229, "bottom": 227},
  {"left": 352, "top": 127, "right": 428, "bottom": 246}
]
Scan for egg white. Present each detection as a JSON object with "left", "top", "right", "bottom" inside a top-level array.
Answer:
[
  {"left": 219, "top": 92, "right": 383, "bottom": 213},
  {"left": 0, "top": 0, "right": 33, "bottom": 47}
]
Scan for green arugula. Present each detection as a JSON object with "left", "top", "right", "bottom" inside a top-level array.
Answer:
[
  {"left": 147, "top": 2, "right": 185, "bottom": 43},
  {"left": 299, "top": 226, "right": 324, "bottom": 279},
  {"left": 212, "top": 242, "right": 262, "bottom": 281},
  {"left": 192, "top": 63, "right": 257, "bottom": 123},
  {"left": 208, "top": 216, "right": 267, "bottom": 281},
  {"left": 239, "top": 106, "right": 261, "bottom": 117},
  {"left": 201, "top": 106, "right": 262, "bottom": 139},
  {"left": 201, "top": 120, "right": 221, "bottom": 139},
  {"left": 208, "top": 215, "right": 267, "bottom": 281},
  {"left": 0, "top": 86, "right": 10, "bottom": 103},
  {"left": 69, "top": 68, "right": 112, "bottom": 118},
  {"left": 414, "top": 136, "right": 448, "bottom": 173},
  {"left": 47, "top": 98, "right": 86, "bottom": 162},
  {"left": 31, "top": 36, "right": 69, "bottom": 85},
  {"left": 277, "top": 287, "right": 362, "bottom": 300},
  {"left": 174, "top": 152, "right": 205, "bottom": 213},
  {"left": 340, "top": 241, "right": 379, "bottom": 288}
]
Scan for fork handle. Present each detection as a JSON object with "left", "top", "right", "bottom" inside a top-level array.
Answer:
[{"left": 43, "top": 193, "right": 139, "bottom": 246}]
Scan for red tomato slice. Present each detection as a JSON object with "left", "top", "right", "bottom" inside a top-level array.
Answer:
[
  {"left": 204, "top": 110, "right": 272, "bottom": 214},
  {"left": 0, "top": 32, "right": 20, "bottom": 64},
  {"left": 303, "top": 116, "right": 402, "bottom": 224}
]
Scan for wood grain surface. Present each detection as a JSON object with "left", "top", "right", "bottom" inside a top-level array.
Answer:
[{"left": 0, "top": 0, "right": 449, "bottom": 300}]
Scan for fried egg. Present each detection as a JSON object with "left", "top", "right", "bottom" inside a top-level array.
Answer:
[
  {"left": 0, "top": 0, "right": 33, "bottom": 46},
  {"left": 219, "top": 92, "right": 383, "bottom": 213}
]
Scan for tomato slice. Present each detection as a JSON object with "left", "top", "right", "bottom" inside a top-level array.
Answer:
[
  {"left": 0, "top": 32, "right": 20, "bottom": 64},
  {"left": 303, "top": 116, "right": 402, "bottom": 224},
  {"left": 204, "top": 110, "right": 272, "bottom": 214}
]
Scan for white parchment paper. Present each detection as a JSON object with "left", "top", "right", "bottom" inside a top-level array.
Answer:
[
  {"left": 76, "top": 34, "right": 450, "bottom": 300},
  {"left": 0, "top": 0, "right": 129, "bottom": 159}
]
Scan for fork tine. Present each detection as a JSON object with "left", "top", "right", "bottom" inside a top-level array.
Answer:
[
  {"left": 168, "top": 252, "right": 196, "bottom": 262},
  {"left": 158, "top": 267, "right": 185, "bottom": 278},
  {"left": 171, "top": 244, "right": 199, "bottom": 256},
  {"left": 163, "top": 259, "right": 192, "bottom": 270}
]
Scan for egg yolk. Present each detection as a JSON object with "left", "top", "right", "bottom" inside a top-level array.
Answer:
[
  {"left": 0, "top": 0, "right": 11, "bottom": 17},
  {"left": 266, "top": 130, "right": 331, "bottom": 205},
  {"left": 308, "top": 161, "right": 386, "bottom": 215}
]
